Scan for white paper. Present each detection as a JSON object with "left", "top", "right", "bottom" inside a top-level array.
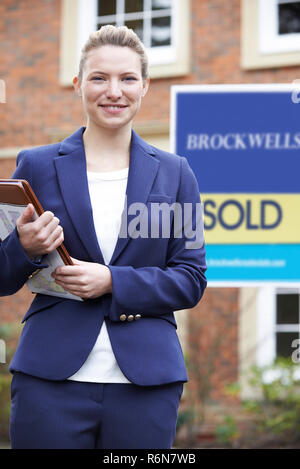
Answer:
[{"left": 0, "top": 202, "right": 83, "bottom": 301}]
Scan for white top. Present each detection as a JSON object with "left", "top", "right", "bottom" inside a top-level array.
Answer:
[{"left": 68, "top": 167, "right": 131, "bottom": 383}]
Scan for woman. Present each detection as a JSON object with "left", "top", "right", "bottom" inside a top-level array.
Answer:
[{"left": 5, "top": 25, "right": 207, "bottom": 449}]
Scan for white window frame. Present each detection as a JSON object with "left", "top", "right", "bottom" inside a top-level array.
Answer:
[
  {"left": 78, "top": 0, "right": 178, "bottom": 68},
  {"left": 60, "top": 0, "right": 189, "bottom": 84},
  {"left": 241, "top": 0, "right": 300, "bottom": 69},
  {"left": 257, "top": 285, "right": 300, "bottom": 367},
  {"left": 259, "top": 0, "right": 300, "bottom": 54}
]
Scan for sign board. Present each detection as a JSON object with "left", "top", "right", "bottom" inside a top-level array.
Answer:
[{"left": 170, "top": 84, "right": 300, "bottom": 285}]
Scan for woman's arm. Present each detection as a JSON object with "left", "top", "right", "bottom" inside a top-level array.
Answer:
[
  {"left": 107, "top": 157, "right": 207, "bottom": 320},
  {"left": 0, "top": 150, "right": 63, "bottom": 296}
]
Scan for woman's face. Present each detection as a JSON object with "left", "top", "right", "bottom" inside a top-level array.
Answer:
[{"left": 74, "top": 45, "right": 149, "bottom": 131}]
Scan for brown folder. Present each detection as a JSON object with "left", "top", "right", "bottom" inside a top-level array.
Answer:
[{"left": 0, "top": 179, "right": 73, "bottom": 266}]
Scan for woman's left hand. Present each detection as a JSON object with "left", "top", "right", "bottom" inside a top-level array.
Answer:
[{"left": 51, "top": 257, "right": 113, "bottom": 299}]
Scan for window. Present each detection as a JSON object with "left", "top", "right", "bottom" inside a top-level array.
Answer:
[
  {"left": 240, "top": 286, "right": 300, "bottom": 398},
  {"left": 279, "top": 1, "right": 300, "bottom": 34},
  {"left": 61, "top": 0, "right": 190, "bottom": 84},
  {"left": 80, "top": 0, "right": 178, "bottom": 65},
  {"left": 257, "top": 286, "right": 300, "bottom": 366},
  {"left": 241, "top": 0, "right": 300, "bottom": 69},
  {"left": 259, "top": 0, "right": 300, "bottom": 54},
  {"left": 60, "top": 0, "right": 190, "bottom": 84},
  {"left": 95, "top": 0, "right": 175, "bottom": 65}
]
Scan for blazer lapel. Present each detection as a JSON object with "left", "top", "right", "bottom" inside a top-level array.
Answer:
[
  {"left": 109, "top": 130, "right": 159, "bottom": 265},
  {"left": 54, "top": 127, "right": 105, "bottom": 264}
]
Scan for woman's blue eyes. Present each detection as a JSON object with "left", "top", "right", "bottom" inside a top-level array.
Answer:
[{"left": 91, "top": 77, "right": 137, "bottom": 81}]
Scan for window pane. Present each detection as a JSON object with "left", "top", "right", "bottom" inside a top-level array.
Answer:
[
  {"left": 278, "top": 2, "right": 300, "bottom": 34},
  {"left": 276, "top": 332, "right": 299, "bottom": 357},
  {"left": 125, "top": 19, "right": 143, "bottom": 41},
  {"left": 98, "top": 0, "right": 116, "bottom": 17},
  {"left": 152, "top": 0, "right": 172, "bottom": 10},
  {"left": 151, "top": 16, "right": 171, "bottom": 47},
  {"left": 125, "top": 0, "right": 144, "bottom": 14},
  {"left": 276, "top": 294, "right": 299, "bottom": 324}
]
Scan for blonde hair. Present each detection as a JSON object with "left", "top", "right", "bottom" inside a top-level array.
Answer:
[{"left": 78, "top": 25, "right": 149, "bottom": 82}]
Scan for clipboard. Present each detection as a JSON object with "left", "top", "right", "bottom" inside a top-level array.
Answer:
[
  {"left": 0, "top": 178, "right": 72, "bottom": 266},
  {"left": 0, "top": 178, "right": 82, "bottom": 301}
]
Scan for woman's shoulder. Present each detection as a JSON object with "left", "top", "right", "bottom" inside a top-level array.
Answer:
[
  {"left": 17, "top": 142, "right": 61, "bottom": 162},
  {"left": 143, "top": 139, "right": 198, "bottom": 189},
  {"left": 148, "top": 143, "right": 193, "bottom": 180},
  {"left": 133, "top": 130, "right": 183, "bottom": 168},
  {"left": 151, "top": 144, "right": 182, "bottom": 164}
]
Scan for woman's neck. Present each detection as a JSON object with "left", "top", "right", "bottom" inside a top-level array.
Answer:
[{"left": 83, "top": 122, "right": 131, "bottom": 172}]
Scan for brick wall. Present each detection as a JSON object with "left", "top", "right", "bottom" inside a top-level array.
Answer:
[
  {"left": 187, "top": 288, "right": 239, "bottom": 403},
  {"left": 0, "top": 159, "right": 16, "bottom": 179}
]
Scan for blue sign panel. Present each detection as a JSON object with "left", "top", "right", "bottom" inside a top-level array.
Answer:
[{"left": 171, "top": 84, "right": 300, "bottom": 283}]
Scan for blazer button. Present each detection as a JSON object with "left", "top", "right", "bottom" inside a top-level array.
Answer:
[
  {"left": 120, "top": 314, "right": 127, "bottom": 321},
  {"left": 135, "top": 314, "right": 141, "bottom": 320},
  {"left": 127, "top": 315, "right": 134, "bottom": 321}
]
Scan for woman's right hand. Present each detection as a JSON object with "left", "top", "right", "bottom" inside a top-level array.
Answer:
[{"left": 16, "top": 204, "right": 64, "bottom": 259}]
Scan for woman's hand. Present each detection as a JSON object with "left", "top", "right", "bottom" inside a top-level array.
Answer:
[
  {"left": 51, "top": 257, "right": 113, "bottom": 299},
  {"left": 17, "top": 204, "right": 64, "bottom": 259}
]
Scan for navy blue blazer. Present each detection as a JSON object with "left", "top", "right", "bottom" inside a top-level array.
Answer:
[{"left": 2, "top": 127, "right": 207, "bottom": 385}]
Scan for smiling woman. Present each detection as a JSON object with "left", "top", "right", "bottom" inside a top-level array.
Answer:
[
  {"left": 6, "top": 25, "right": 207, "bottom": 449},
  {"left": 74, "top": 44, "right": 149, "bottom": 137},
  {"left": 73, "top": 26, "right": 149, "bottom": 171}
]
